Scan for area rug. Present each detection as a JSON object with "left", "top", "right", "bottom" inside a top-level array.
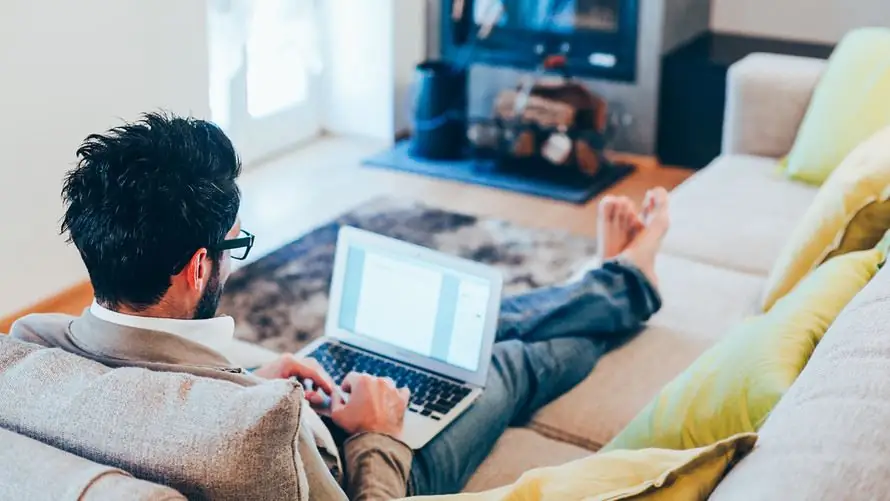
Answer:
[{"left": 218, "top": 197, "right": 599, "bottom": 353}]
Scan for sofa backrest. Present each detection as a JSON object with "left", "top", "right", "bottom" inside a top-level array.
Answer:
[
  {"left": 722, "top": 53, "right": 826, "bottom": 158},
  {"left": 709, "top": 263, "right": 890, "bottom": 500},
  {"left": 0, "top": 427, "right": 184, "bottom": 500},
  {"left": 0, "top": 336, "right": 308, "bottom": 501}
]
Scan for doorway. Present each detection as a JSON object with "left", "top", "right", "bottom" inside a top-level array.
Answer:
[{"left": 208, "top": 0, "right": 323, "bottom": 166}]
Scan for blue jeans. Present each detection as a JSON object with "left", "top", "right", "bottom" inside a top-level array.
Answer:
[{"left": 408, "top": 259, "right": 661, "bottom": 496}]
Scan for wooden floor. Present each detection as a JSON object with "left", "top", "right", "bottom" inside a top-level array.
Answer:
[{"left": 0, "top": 136, "right": 692, "bottom": 332}]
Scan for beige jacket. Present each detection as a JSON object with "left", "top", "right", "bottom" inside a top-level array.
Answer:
[{"left": 10, "top": 311, "right": 413, "bottom": 500}]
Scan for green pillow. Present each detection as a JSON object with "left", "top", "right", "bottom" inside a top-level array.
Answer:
[
  {"left": 784, "top": 27, "right": 890, "bottom": 185},
  {"left": 602, "top": 232, "right": 890, "bottom": 452},
  {"left": 407, "top": 434, "right": 757, "bottom": 501}
]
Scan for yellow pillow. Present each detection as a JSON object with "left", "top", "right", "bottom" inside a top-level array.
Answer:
[
  {"left": 405, "top": 434, "right": 756, "bottom": 501},
  {"left": 762, "top": 126, "right": 890, "bottom": 311},
  {"left": 783, "top": 27, "right": 890, "bottom": 185},
  {"left": 602, "top": 234, "right": 890, "bottom": 452}
]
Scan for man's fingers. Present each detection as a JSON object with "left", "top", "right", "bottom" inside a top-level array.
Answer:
[
  {"left": 300, "top": 362, "right": 336, "bottom": 394},
  {"left": 331, "top": 392, "right": 348, "bottom": 414},
  {"left": 341, "top": 372, "right": 362, "bottom": 392},
  {"left": 381, "top": 377, "right": 396, "bottom": 388},
  {"left": 305, "top": 391, "right": 326, "bottom": 407},
  {"left": 398, "top": 387, "right": 410, "bottom": 405},
  {"left": 278, "top": 355, "right": 335, "bottom": 394},
  {"left": 277, "top": 354, "right": 303, "bottom": 376}
]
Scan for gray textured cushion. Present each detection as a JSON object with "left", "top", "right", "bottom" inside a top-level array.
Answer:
[
  {"left": 0, "top": 427, "right": 184, "bottom": 501},
  {"left": 0, "top": 336, "right": 308, "bottom": 501},
  {"left": 464, "top": 428, "right": 590, "bottom": 493},
  {"left": 709, "top": 265, "right": 890, "bottom": 500},
  {"left": 662, "top": 154, "right": 818, "bottom": 276}
]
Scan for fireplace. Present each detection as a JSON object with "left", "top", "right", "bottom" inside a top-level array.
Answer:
[
  {"left": 430, "top": 0, "right": 713, "bottom": 154},
  {"left": 441, "top": 0, "right": 640, "bottom": 82}
]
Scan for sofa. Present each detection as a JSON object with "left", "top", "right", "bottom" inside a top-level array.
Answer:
[
  {"left": 3, "top": 52, "right": 886, "bottom": 499},
  {"left": 457, "top": 52, "right": 832, "bottom": 491}
]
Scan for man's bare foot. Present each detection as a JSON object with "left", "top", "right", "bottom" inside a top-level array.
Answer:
[
  {"left": 640, "top": 187, "right": 670, "bottom": 240},
  {"left": 620, "top": 188, "right": 670, "bottom": 287},
  {"left": 597, "top": 195, "right": 644, "bottom": 263}
]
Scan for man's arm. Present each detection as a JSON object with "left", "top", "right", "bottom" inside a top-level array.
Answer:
[
  {"left": 343, "top": 433, "right": 413, "bottom": 500},
  {"left": 333, "top": 373, "right": 414, "bottom": 500},
  {"left": 254, "top": 357, "right": 414, "bottom": 499}
]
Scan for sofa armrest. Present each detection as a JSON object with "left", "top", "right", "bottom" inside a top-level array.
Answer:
[
  {"left": 722, "top": 53, "right": 828, "bottom": 158},
  {"left": 0, "top": 428, "right": 185, "bottom": 500}
]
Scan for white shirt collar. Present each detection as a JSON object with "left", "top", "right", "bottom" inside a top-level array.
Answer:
[{"left": 89, "top": 300, "right": 235, "bottom": 353}]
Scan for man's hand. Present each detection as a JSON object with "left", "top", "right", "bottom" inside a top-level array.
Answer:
[
  {"left": 253, "top": 354, "right": 336, "bottom": 407},
  {"left": 331, "top": 372, "right": 410, "bottom": 438}
]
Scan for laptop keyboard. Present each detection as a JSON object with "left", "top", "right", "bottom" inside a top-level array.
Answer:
[{"left": 307, "top": 342, "right": 473, "bottom": 420}]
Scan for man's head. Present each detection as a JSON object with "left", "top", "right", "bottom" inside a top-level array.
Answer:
[{"left": 62, "top": 112, "right": 244, "bottom": 320}]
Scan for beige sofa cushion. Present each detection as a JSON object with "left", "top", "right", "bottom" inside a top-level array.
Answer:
[
  {"left": 662, "top": 155, "right": 818, "bottom": 276},
  {"left": 529, "top": 324, "right": 712, "bottom": 450},
  {"left": 529, "top": 255, "right": 764, "bottom": 449},
  {"left": 648, "top": 254, "right": 764, "bottom": 338},
  {"left": 0, "top": 427, "right": 184, "bottom": 501},
  {"left": 464, "top": 428, "right": 591, "bottom": 493},
  {"left": 0, "top": 336, "right": 308, "bottom": 501},
  {"left": 709, "top": 265, "right": 890, "bottom": 500}
]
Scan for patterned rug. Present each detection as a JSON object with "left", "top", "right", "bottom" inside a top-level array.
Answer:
[{"left": 218, "top": 197, "right": 599, "bottom": 353}]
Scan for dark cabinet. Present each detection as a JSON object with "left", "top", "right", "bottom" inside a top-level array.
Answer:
[{"left": 657, "top": 32, "right": 834, "bottom": 169}]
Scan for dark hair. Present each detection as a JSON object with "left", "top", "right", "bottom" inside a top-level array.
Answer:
[{"left": 61, "top": 112, "right": 242, "bottom": 310}]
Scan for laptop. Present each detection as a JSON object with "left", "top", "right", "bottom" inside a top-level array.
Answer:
[{"left": 296, "top": 226, "right": 503, "bottom": 449}]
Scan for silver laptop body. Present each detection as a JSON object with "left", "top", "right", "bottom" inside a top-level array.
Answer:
[{"left": 297, "top": 226, "right": 503, "bottom": 449}]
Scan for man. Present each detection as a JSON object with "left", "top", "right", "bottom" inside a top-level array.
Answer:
[{"left": 11, "top": 113, "right": 669, "bottom": 499}]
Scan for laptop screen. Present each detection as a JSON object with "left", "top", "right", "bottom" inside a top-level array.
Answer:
[{"left": 337, "top": 245, "right": 492, "bottom": 371}]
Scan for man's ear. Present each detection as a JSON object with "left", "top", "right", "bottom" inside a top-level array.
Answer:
[{"left": 184, "top": 248, "right": 211, "bottom": 292}]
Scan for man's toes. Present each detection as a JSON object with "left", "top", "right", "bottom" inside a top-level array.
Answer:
[
  {"left": 629, "top": 212, "right": 645, "bottom": 234},
  {"left": 623, "top": 199, "right": 643, "bottom": 230},
  {"left": 616, "top": 211, "right": 627, "bottom": 231},
  {"left": 612, "top": 197, "right": 632, "bottom": 220},
  {"left": 642, "top": 191, "right": 656, "bottom": 213},
  {"left": 649, "top": 188, "right": 669, "bottom": 208},
  {"left": 641, "top": 189, "right": 667, "bottom": 220},
  {"left": 599, "top": 196, "right": 618, "bottom": 221},
  {"left": 615, "top": 196, "right": 635, "bottom": 210}
]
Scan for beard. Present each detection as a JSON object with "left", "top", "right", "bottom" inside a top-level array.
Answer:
[{"left": 193, "top": 264, "right": 224, "bottom": 320}]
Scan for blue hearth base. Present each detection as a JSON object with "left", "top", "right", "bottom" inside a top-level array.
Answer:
[{"left": 363, "top": 141, "right": 634, "bottom": 205}]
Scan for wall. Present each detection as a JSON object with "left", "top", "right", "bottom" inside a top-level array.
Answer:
[
  {"left": 663, "top": 0, "right": 712, "bottom": 54},
  {"left": 712, "top": 0, "right": 890, "bottom": 43},
  {"left": 322, "top": 0, "right": 395, "bottom": 139},
  {"left": 0, "top": 0, "right": 210, "bottom": 317},
  {"left": 322, "top": 0, "right": 426, "bottom": 139},
  {"left": 426, "top": 0, "right": 443, "bottom": 61},
  {"left": 394, "top": 2, "right": 429, "bottom": 134}
]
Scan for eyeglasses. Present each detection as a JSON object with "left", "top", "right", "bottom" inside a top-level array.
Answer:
[{"left": 212, "top": 229, "right": 255, "bottom": 260}]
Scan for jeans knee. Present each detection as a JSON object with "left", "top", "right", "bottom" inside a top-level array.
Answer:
[
  {"left": 489, "top": 340, "right": 530, "bottom": 391},
  {"left": 491, "top": 340, "right": 527, "bottom": 371},
  {"left": 527, "top": 338, "right": 601, "bottom": 400}
]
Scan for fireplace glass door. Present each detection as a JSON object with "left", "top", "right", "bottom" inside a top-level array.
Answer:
[
  {"left": 475, "top": 0, "right": 621, "bottom": 33},
  {"left": 446, "top": 0, "right": 638, "bottom": 81}
]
